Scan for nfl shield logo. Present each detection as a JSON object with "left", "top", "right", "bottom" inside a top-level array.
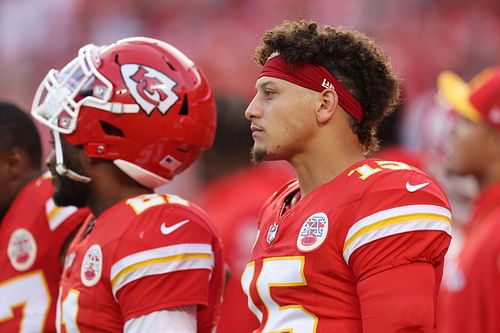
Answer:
[{"left": 266, "top": 223, "right": 279, "bottom": 244}]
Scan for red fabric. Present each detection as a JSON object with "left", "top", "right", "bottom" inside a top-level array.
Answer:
[
  {"left": 58, "top": 194, "right": 224, "bottom": 333},
  {"left": 199, "top": 162, "right": 295, "bottom": 333},
  {"left": 0, "top": 176, "right": 89, "bottom": 333},
  {"left": 469, "top": 68, "right": 500, "bottom": 129},
  {"left": 438, "top": 182, "right": 500, "bottom": 333},
  {"left": 358, "top": 263, "right": 436, "bottom": 332},
  {"left": 244, "top": 158, "right": 451, "bottom": 332},
  {"left": 259, "top": 53, "right": 363, "bottom": 121}
]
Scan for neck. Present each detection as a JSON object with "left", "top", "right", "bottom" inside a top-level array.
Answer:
[
  {"left": 87, "top": 162, "right": 152, "bottom": 217},
  {"left": 290, "top": 124, "right": 364, "bottom": 197}
]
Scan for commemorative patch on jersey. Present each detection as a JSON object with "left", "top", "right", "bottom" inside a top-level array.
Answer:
[
  {"left": 81, "top": 244, "right": 103, "bottom": 287},
  {"left": 7, "top": 228, "right": 37, "bottom": 271},
  {"left": 297, "top": 212, "right": 329, "bottom": 251}
]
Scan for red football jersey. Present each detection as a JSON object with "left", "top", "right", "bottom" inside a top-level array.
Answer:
[
  {"left": 242, "top": 158, "right": 452, "bottom": 332},
  {"left": 57, "top": 193, "right": 224, "bottom": 333},
  {"left": 438, "top": 182, "right": 500, "bottom": 333},
  {"left": 0, "top": 176, "right": 89, "bottom": 333},
  {"left": 200, "top": 162, "right": 295, "bottom": 333}
]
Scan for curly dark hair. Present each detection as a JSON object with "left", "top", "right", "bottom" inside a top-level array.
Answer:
[{"left": 255, "top": 19, "right": 401, "bottom": 154}]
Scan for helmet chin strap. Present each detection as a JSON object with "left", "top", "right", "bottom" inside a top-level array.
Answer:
[{"left": 53, "top": 131, "right": 92, "bottom": 183}]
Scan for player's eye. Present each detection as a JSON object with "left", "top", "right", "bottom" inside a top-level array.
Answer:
[{"left": 264, "top": 89, "right": 275, "bottom": 97}]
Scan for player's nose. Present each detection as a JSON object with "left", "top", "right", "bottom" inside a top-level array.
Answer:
[{"left": 245, "top": 95, "right": 262, "bottom": 121}]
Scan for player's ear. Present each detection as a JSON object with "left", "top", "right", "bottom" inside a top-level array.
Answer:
[{"left": 315, "top": 89, "right": 338, "bottom": 124}]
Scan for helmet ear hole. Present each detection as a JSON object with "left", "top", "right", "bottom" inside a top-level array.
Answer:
[
  {"left": 163, "top": 57, "right": 176, "bottom": 71},
  {"left": 178, "top": 95, "right": 189, "bottom": 115},
  {"left": 100, "top": 121, "right": 124, "bottom": 137}
]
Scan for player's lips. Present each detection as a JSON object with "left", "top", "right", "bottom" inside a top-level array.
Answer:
[{"left": 250, "top": 124, "right": 264, "bottom": 137}]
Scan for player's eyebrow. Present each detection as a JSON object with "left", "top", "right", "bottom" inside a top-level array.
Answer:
[{"left": 255, "top": 78, "right": 278, "bottom": 90}]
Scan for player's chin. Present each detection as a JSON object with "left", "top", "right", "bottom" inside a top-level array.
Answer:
[
  {"left": 250, "top": 147, "right": 267, "bottom": 164},
  {"left": 53, "top": 177, "right": 90, "bottom": 208}
]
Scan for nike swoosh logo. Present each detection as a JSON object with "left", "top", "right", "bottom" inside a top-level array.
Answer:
[
  {"left": 160, "top": 219, "right": 190, "bottom": 235},
  {"left": 406, "top": 181, "right": 430, "bottom": 192}
]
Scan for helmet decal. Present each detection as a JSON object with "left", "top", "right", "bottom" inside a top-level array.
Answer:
[{"left": 121, "top": 64, "right": 179, "bottom": 115}]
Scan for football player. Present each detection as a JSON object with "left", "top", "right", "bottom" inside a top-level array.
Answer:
[
  {"left": 241, "top": 19, "right": 452, "bottom": 332},
  {"left": 31, "top": 37, "right": 224, "bottom": 332},
  {"left": 437, "top": 67, "right": 500, "bottom": 333},
  {"left": 0, "top": 101, "right": 89, "bottom": 332}
]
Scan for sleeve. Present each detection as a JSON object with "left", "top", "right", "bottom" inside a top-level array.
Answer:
[
  {"left": 342, "top": 170, "right": 452, "bottom": 332},
  {"left": 357, "top": 262, "right": 436, "bottom": 332},
  {"left": 110, "top": 205, "right": 216, "bottom": 321},
  {"left": 124, "top": 305, "right": 197, "bottom": 333},
  {"left": 343, "top": 171, "right": 452, "bottom": 281}
]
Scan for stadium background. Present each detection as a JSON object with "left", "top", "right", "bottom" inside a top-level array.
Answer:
[{"left": 0, "top": 0, "right": 499, "bottom": 196}]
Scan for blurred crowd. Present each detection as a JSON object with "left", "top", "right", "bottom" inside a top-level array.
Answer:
[{"left": 2, "top": 0, "right": 500, "bottom": 128}]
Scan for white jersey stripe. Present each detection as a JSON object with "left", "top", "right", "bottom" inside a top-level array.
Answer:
[
  {"left": 342, "top": 204, "right": 452, "bottom": 264},
  {"left": 110, "top": 244, "right": 213, "bottom": 298},
  {"left": 343, "top": 218, "right": 451, "bottom": 263},
  {"left": 345, "top": 204, "right": 451, "bottom": 241},
  {"left": 45, "top": 198, "right": 78, "bottom": 231},
  {"left": 110, "top": 243, "right": 212, "bottom": 279}
]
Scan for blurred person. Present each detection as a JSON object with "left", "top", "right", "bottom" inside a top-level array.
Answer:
[
  {"left": 0, "top": 101, "right": 88, "bottom": 332},
  {"left": 242, "top": 19, "right": 452, "bottom": 332},
  {"left": 407, "top": 87, "right": 478, "bottom": 323},
  {"left": 31, "top": 37, "right": 224, "bottom": 332},
  {"left": 199, "top": 96, "right": 295, "bottom": 333},
  {"left": 373, "top": 102, "right": 425, "bottom": 169},
  {"left": 437, "top": 67, "right": 500, "bottom": 333}
]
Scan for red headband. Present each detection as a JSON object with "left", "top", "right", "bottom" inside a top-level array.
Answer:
[{"left": 259, "top": 53, "right": 363, "bottom": 121}]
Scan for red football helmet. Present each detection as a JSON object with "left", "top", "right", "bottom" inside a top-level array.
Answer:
[{"left": 32, "top": 37, "right": 216, "bottom": 189}]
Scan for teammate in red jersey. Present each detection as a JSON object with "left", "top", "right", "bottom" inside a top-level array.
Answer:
[
  {"left": 31, "top": 37, "right": 224, "bottom": 332},
  {"left": 437, "top": 67, "right": 500, "bottom": 333},
  {"left": 241, "top": 20, "right": 452, "bottom": 332},
  {"left": 0, "top": 101, "right": 88, "bottom": 333}
]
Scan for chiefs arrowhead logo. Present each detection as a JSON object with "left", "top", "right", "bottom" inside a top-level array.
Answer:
[
  {"left": 81, "top": 244, "right": 103, "bottom": 287},
  {"left": 121, "top": 64, "right": 179, "bottom": 115},
  {"left": 8, "top": 228, "right": 37, "bottom": 271}
]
